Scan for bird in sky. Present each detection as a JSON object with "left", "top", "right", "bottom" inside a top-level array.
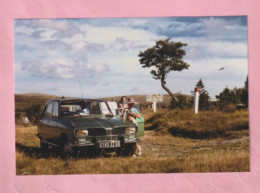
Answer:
[{"left": 218, "top": 67, "right": 225, "bottom": 71}]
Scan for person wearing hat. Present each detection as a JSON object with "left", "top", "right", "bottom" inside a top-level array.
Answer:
[{"left": 122, "top": 98, "right": 142, "bottom": 156}]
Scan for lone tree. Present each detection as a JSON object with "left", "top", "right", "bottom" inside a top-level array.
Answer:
[{"left": 138, "top": 38, "right": 190, "bottom": 102}]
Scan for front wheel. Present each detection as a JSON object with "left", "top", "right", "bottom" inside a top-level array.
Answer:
[
  {"left": 60, "top": 143, "right": 73, "bottom": 159},
  {"left": 59, "top": 135, "right": 73, "bottom": 159},
  {"left": 121, "top": 143, "right": 136, "bottom": 156}
]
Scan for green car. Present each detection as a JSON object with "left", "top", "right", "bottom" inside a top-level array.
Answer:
[{"left": 37, "top": 98, "right": 144, "bottom": 157}]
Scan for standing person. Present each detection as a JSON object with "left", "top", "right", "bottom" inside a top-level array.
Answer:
[
  {"left": 122, "top": 98, "right": 142, "bottom": 156},
  {"left": 119, "top": 96, "right": 128, "bottom": 115}
]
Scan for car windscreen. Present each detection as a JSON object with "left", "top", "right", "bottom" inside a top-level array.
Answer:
[
  {"left": 60, "top": 101, "right": 111, "bottom": 116},
  {"left": 107, "top": 101, "right": 119, "bottom": 115}
]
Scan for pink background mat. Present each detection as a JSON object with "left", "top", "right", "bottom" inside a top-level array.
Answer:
[{"left": 1, "top": 0, "right": 260, "bottom": 192}]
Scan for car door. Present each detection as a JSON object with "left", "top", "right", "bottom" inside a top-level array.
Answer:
[
  {"left": 55, "top": 103, "right": 76, "bottom": 144},
  {"left": 39, "top": 102, "right": 53, "bottom": 141},
  {"left": 39, "top": 102, "right": 58, "bottom": 143},
  {"left": 51, "top": 101, "right": 61, "bottom": 143}
]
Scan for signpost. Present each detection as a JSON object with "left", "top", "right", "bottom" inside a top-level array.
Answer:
[
  {"left": 146, "top": 94, "right": 163, "bottom": 113},
  {"left": 193, "top": 87, "right": 200, "bottom": 114}
]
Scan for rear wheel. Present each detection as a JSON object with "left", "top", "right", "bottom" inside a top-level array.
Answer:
[
  {"left": 40, "top": 140, "right": 49, "bottom": 151},
  {"left": 40, "top": 140, "right": 49, "bottom": 156}
]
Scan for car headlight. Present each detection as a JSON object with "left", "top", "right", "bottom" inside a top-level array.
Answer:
[
  {"left": 125, "top": 127, "right": 136, "bottom": 134},
  {"left": 76, "top": 129, "right": 89, "bottom": 137}
]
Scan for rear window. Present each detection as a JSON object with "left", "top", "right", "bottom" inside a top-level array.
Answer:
[
  {"left": 60, "top": 105, "right": 81, "bottom": 116},
  {"left": 44, "top": 103, "right": 53, "bottom": 119}
]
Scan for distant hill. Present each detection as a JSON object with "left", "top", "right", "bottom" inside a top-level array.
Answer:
[
  {"left": 15, "top": 93, "right": 61, "bottom": 111},
  {"left": 15, "top": 93, "right": 178, "bottom": 112}
]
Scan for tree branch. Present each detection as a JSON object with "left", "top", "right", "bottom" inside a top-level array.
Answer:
[{"left": 161, "top": 75, "right": 179, "bottom": 103}]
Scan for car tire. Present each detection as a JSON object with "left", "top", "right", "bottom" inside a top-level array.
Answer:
[
  {"left": 40, "top": 140, "right": 49, "bottom": 152},
  {"left": 61, "top": 143, "right": 73, "bottom": 159},
  {"left": 94, "top": 149, "right": 104, "bottom": 157},
  {"left": 59, "top": 135, "right": 73, "bottom": 159},
  {"left": 122, "top": 143, "right": 136, "bottom": 156}
]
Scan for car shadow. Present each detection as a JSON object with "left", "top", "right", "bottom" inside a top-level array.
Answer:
[
  {"left": 15, "top": 143, "right": 61, "bottom": 159},
  {"left": 15, "top": 143, "right": 119, "bottom": 159}
]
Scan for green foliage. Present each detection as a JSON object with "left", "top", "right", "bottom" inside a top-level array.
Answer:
[
  {"left": 216, "top": 87, "right": 245, "bottom": 110},
  {"left": 216, "top": 87, "right": 234, "bottom": 110},
  {"left": 139, "top": 38, "right": 190, "bottom": 79},
  {"left": 25, "top": 104, "right": 41, "bottom": 123},
  {"left": 15, "top": 112, "right": 21, "bottom": 123},
  {"left": 215, "top": 76, "right": 248, "bottom": 110},
  {"left": 170, "top": 94, "right": 192, "bottom": 109},
  {"left": 241, "top": 76, "right": 248, "bottom": 106}
]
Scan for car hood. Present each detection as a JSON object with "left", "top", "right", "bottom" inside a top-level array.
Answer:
[{"left": 61, "top": 116, "right": 135, "bottom": 129}]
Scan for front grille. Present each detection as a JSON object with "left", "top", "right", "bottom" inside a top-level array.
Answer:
[
  {"left": 112, "top": 127, "right": 126, "bottom": 135},
  {"left": 88, "top": 128, "right": 106, "bottom": 136}
]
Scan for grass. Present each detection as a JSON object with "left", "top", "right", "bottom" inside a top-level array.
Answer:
[
  {"left": 15, "top": 108, "right": 249, "bottom": 175},
  {"left": 16, "top": 151, "right": 249, "bottom": 175},
  {"left": 145, "top": 109, "right": 249, "bottom": 139}
]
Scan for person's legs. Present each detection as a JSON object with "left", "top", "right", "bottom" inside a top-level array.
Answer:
[
  {"left": 128, "top": 116, "right": 137, "bottom": 125},
  {"left": 128, "top": 116, "right": 141, "bottom": 156},
  {"left": 136, "top": 143, "right": 142, "bottom": 156}
]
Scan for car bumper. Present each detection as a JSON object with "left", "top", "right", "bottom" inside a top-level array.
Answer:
[{"left": 70, "top": 136, "right": 139, "bottom": 148}]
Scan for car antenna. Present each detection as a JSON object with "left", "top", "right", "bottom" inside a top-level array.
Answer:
[{"left": 79, "top": 80, "right": 83, "bottom": 98}]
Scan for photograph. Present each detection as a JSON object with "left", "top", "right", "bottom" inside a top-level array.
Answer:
[{"left": 14, "top": 16, "right": 249, "bottom": 175}]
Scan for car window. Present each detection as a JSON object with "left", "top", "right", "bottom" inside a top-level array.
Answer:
[
  {"left": 52, "top": 102, "right": 59, "bottom": 118},
  {"left": 72, "top": 105, "right": 81, "bottom": 112},
  {"left": 106, "top": 101, "right": 118, "bottom": 115},
  {"left": 60, "top": 104, "right": 81, "bottom": 116},
  {"left": 100, "top": 102, "right": 110, "bottom": 114},
  {"left": 89, "top": 102, "right": 101, "bottom": 114},
  {"left": 59, "top": 101, "right": 112, "bottom": 116},
  {"left": 44, "top": 103, "right": 53, "bottom": 119}
]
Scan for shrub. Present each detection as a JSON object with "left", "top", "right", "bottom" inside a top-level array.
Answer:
[
  {"left": 170, "top": 94, "right": 192, "bottom": 109},
  {"left": 25, "top": 104, "right": 42, "bottom": 124}
]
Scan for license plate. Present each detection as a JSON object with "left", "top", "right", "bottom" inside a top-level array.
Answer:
[{"left": 98, "top": 141, "right": 120, "bottom": 148}]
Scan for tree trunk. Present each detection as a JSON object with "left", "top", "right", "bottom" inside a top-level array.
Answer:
[{"left": 161, "top": 76, "right": 179, "bottom": 103}]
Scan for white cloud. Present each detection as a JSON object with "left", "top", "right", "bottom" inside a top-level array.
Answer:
[
  {"left": 71, "top": 41, "right": 86, "bottom": 51},
  {"left": 109, "top": 37, "right": 147, "bottom": 52},
  {"left": 14, "top": 17, "right": 248, "bottom": 98},
  {"left": 40, "top": 40, "right": 70, "bottom": 50},
  {"left": 21, "top": 59, "right": 109, "bottom": 79},
  {"left": 207, "top": 41, "right": 247, "bottom": 57}
]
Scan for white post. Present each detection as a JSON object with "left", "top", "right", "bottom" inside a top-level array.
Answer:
[
  {"left": 194, "top": 87, "right": 200, "bottom": 114},
  {"left": 152, "top": 101, "right": 156, "bottom": 113}
]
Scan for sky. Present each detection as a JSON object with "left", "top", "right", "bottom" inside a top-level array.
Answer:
[{"left": 14, "top": 16, "right": 248, "bottom": 99}]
